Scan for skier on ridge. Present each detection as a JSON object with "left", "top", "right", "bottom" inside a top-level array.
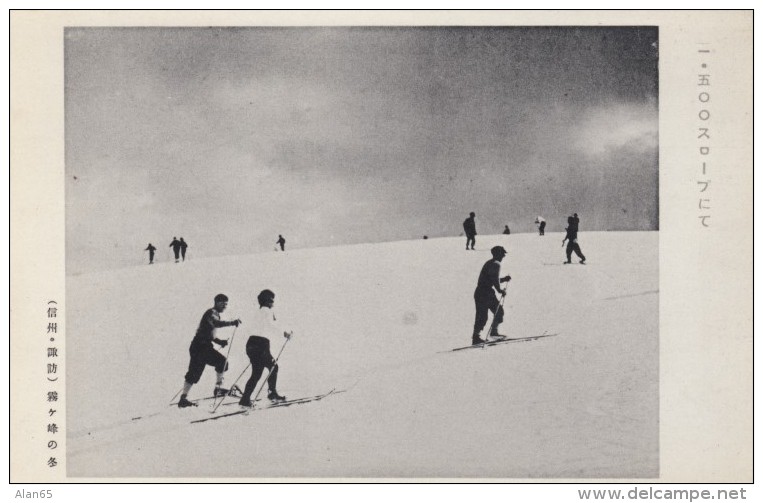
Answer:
[
  {"left": 463, "top": 212, "right": 477, "bottom": 250},
  {"left": 471, "top": 246, "right": 512, "bottom": 345},
  {"left": 144, "top": 243, "right": 156, "bottom": 264},
  {"left": 562, "top": 214, "right": 586, "bottom": 264},
  {"left": 177, "top": 294, "right": 242, "bottom": 408},
  {"left": 169, "top": 237, "right": 182, "bottom": 263},
  {"left": 535, "top": 216, "right": 546, "bottom": 236},
  {"left": 179, "top": 237, "right": 188, "bottom": 261},
  {"left": 238, "top": 289, "right": 291, "bottom": 408}
]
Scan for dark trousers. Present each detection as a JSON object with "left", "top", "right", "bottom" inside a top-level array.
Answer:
[
  {"left": 184, "top": 340, "right": 227, "bottom": 384},
  {"left": 148, "top": 252, "right": 154, "bottom": 263},
  {"left": 465, "top": 235, "right": 476, "bottom": 250},
  {"left": 473, "top": 290, "right": 504, "bottom": 337},
  {"left": 539, "top": 222, "right": 546, "bottom": 235},
  {"left": 181, "top": 249, "right": 186, "bottom": 260},
  {"left": 173, "top": 248, "right": 180, "bottom": 260},
  {"left": 241, "top": 336, "right": 279, "bottom": 401},
  {"left": 566, "top": 240, "right": 586, "bottom": 262}
]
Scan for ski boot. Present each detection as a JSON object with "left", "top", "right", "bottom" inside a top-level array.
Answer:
[
  {"left": 267, "top": 390, "right": 286, "bottom": 402},
  {"left": 177, "top": 396, "right": 197, "bottom": 408},
  {"left": 213, "top": 386, "right": 230, "bottom": 398},
  {"left": 489, "top": 331, "right": 507, "bottom": 340}
]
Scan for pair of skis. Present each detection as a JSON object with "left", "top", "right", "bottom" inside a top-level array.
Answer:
[
  {"left": 191, "top": 388, "right": 341, "bottom": 424},
  {"left": 168, "top": 384, "right": 243, "bottom": 407},
  {"left": 133, "top": 388, "right": 339, "bottom": 424},
  {"left": 449, "top": 331, "right": 558, "bottom": 352}
]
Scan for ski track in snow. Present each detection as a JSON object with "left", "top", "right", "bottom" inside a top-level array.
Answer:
[{"left": 65, "top": 231, "right": 658, "bottom": 479}]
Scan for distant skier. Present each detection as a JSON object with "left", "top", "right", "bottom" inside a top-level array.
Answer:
[
  {"left": 238, "top": 289, "right": 291, "bottom": 407},
  {"left": 144, "top": 243, "right": 156, "bottom": 264},
  {"left": 180, "top": 238, "right": 188, "bottom": 261},
  {"left": 463, "top": 212, "right": 477, "bottom": 250},
  {"left": 535, "top": 216, "right": 546, "bottom": 236},
  {"left": 503, "top": 225, "right": 511, "bottom": 235},
  {"left": 276, "top": 234, "right": 286, "bottom": 251},
  {"left": 169, "top": 237, "right": 182, "bottom": 263},
  {"left": 562, "top": 215, "right": 586, "bottom": 264},
  {"left": 472, "top": 246, "right": 512, "bottom": 345},
  {"left": 177, "top": 294, "right": 242, "bottom": 408}
]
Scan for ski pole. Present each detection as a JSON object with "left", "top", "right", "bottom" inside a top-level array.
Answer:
[
  {"left": 484, "top": 284, "right": 509, "bottom": 346},
  {"left": 222, "top": 324, "right": 238, "bottom": 375},
  {"left": 211, "top": 324, "right": 239, "bottom": 409},
  {"left": 210, "top": 362, "right": 251, "bottom": 413},
  {"left": 250, "top": 334, "right": 292, "bottom": 411},
  {"left": 169, "top": 387, "right": 183, "bottom": 404}
]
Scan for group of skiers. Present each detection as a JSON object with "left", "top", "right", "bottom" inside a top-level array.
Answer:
[
  {"left": 462, "top": 212, "right": 585, "bottom": 263},
  {"left": 143, "top": 238, "right": 188, "bottom": 264},
  {"left": 145, "top": 235, "right": 287, "bottom": 265},
  {"left": 177, "top": 290, "right": 292, "bottom": 409},
  {"left": 464, "top": 211, "right": 587, "bottom": 345},
  {"left": 169, "top": 237, "right": 189, "bottom": 263},
  {"left": 173, "top": 214, "right": 587, "bottom": 409}
]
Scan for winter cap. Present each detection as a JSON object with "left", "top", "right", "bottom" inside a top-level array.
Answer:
[
  {"left": 257, "top": 289, "right": 275, "bottom": 306},
  {"left": 214, "top": 294, "right": 229, "bottom": 303},
  {"left": 469, "top": 212, "right": 475, "bottom": 217},
  {"left": 490, "top": 246, "right": 507, "bottom": 258}
]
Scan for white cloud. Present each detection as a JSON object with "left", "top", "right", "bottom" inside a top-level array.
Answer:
[{"left": 574, "top": 102, "right": 658, "bottom": 158}]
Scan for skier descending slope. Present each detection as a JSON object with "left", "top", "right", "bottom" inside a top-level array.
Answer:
[
  {"left": 177, "top": 294, "right": 242, "bottom": 408},
  {"left": 169, "top": 237, "right": 182, "bottom": 263},
  {"left": 472, "top": 246, "right": 512, "bottom": 345},
  {"left": 562, "top": 214, "right": 586, "bottom": 264},
  {"left": 238, "top": 289, "right": 292, "bottom": 408},
  {"left": 179, "top": 237, "right": 188, "bottom": 261},
  {"left": 463, "top": 212, "right": 477, "bottom": 250},
  {"left": 144, "top": 243, "right": 156, "bottom": 264}
]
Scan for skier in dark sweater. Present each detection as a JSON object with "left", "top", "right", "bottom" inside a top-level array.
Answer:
[
  {"left": 169, "top": 237, "right": 182, "bottom": 263},
  {"left": 145, "top": 243, "right": 156, "bottom": 264},
  {"left": 463, "top": 212, "right": 477, "bottom": 250},
  {"left": 177, "top": 294, "right": 242, "bottom": 408},
  {"left": 503, "top": 225, "right": 511, "bottom": 235},
  {"left": 276, "top": 235, "right": 286, "bottom": 251},
  {"left": 239, "top": 289, "right": 291, "bottom": 408},
  {"left": 562, "top": 215, "right": 586, "bottom": 264},
  {"left": 179, "top": 238, "right": 188, "bottom": 261},
  {"left": 472, "top": 246, "right": 512, "bottom": 344}
]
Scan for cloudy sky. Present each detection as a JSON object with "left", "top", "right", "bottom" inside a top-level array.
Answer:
[{"left": 65, "top": 26, "right": 658, "bottom": 273}]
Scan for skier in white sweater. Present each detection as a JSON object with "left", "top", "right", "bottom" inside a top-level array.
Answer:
[{"left": 238, "top": 289, "right": 292, "bottom": 407}]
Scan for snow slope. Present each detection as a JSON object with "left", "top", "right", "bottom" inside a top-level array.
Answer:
[{"left": 66, "top": 231, "right": 658, "bottom": 479}]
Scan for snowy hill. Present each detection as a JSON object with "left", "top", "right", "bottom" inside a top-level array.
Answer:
[{"left": 66, "top": 231, "right": 658, "bottom": 479}]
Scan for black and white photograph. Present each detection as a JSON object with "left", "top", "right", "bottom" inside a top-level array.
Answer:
[{"left": 10, "top": 10, "right": 752, "bottom": 489}]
